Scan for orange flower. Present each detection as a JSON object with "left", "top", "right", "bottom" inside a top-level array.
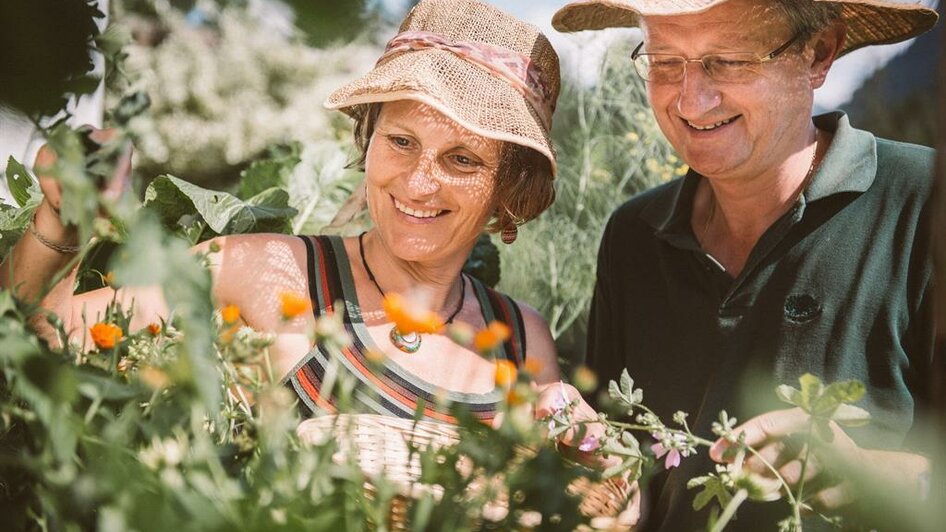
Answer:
[
  {"left": 90, "top": 322, "right": 123, "bottom": 350},
  {"left": 382, "top": 292, "right": 443, "bottom": 335},
  {"left": 523, "top": 359, "right": 543, "bottom": 378},
  {"left": 146, "top": 323, "right": 161, "bottom": 336},
  {"left": 103, "top": 271, "right": 116, "bottom": 287},
  {"left": 280, "top": 291, "right": 312, "bottom": 320},
  {"left": 494, "top": 359, "right": 517, "bottom": 390},
  {"left": 506, "top": 387, "right": 528, "bottom": 406},
  {"left": 572, "top": 365, "right": 598, "bottom": 394},
  {"left": 474, "top": 321, "right": 511, "bottom": 353},
  {"left": 138, "top": 366, "right": 170, "bottom": 390},
  {"left": 221, "top": 304, "right": 241, "bottom": 324}
]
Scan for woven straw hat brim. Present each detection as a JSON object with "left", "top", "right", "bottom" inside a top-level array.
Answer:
[
  {"left": 551, "top": 0, "right": 938, "bottom": 57},
  {"left": 326, "top": 48, "right": 557, "bottom": 175}
]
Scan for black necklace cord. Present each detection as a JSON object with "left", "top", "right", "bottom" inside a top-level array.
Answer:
[{"left": 357, "top": 232, "right": 465, "bottom": 324}]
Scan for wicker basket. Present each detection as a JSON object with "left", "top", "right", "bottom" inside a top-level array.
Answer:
[{"left": 297, "top": 413, "right": 631, "bottom": 530}]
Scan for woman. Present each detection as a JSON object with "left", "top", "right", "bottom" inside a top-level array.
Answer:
[{"left": 2, "top": 0, "right": 569, "bottom": 425}]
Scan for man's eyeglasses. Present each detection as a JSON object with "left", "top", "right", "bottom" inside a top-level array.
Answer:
[{"left": 630, "top": 33, "right": 802, "bottom": 84}]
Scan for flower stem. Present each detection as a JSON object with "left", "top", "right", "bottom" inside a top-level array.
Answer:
[{"left": 711, "top": 488, "right": 748, "bottom": 532}]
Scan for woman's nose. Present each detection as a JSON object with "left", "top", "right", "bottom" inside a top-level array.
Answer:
[{"left": 404, "top": 150, "right": 441, "bottom": 196}]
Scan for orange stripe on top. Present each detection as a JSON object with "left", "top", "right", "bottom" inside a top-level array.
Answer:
[{"left": 296, "top": 367, "right": 336, "bottom": 413}]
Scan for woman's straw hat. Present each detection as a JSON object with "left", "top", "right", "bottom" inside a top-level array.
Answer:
[
  {"left": 552, "top": 0, "right": 938, "bottom": 56},
  {"left": 326, "top": 0, "right": 561, "bottom": 174}
]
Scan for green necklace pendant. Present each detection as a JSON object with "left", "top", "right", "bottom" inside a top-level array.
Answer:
[{"left": 389, "top": 326, "right": 422, "bottom": 354}]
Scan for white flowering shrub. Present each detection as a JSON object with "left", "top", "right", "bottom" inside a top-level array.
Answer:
[{"left": 110, "top": 0, "right": 381, "bottom": 185}]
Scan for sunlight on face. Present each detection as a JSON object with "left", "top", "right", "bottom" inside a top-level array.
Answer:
[
  {"left": 364, "top": 100, "right": 502, "bottom": 263},
  {"left": 640, "top": 0, "right": 817, "bottom": 180}
]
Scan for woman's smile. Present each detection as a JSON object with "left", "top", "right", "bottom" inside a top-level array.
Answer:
[{"left": 392, "top": 196, "right": 447, "bottom": 220}]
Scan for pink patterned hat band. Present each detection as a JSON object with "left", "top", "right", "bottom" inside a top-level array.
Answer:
[{"left": 379, "top": 30, "right": 554, "bottom": 129}]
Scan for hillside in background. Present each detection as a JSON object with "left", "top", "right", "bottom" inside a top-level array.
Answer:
[{"left": 842, "top": 7, "right": 942, "bottom": 147}]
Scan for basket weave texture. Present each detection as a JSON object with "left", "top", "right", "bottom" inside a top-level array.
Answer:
[{"left": 297, "top": 413, "right": 632, "bottom": 530}]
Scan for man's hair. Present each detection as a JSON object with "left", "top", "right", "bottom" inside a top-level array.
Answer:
[
  {"left": 773, "top": 0, "right": 844, "bottom": 41},
  {"left": 349, "top": 102, "right": 555, "bottom": 233}
]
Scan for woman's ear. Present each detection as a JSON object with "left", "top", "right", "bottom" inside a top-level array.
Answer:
[{"left": 809, "top": 20, "right": 847, "bottom": 89}]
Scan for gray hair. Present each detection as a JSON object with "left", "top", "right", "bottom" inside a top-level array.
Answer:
[{"left": 773, "top": 0, "right": 844, "bottom": 41}]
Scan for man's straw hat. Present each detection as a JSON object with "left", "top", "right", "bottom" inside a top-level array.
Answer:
[
  {"left": 326, "top": 0, "right": 561, "bottom": 174},
  {"left": 552, "top": 0, "right": 938, "bottom": 56}
]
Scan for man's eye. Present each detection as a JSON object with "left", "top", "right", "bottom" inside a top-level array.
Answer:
[
  {"left": 708, "top": 57, "right": 754, "bottom": 69},
  {"left": 452, "top": 154, "right": 479, "bottom": 167},
  {"left": 650, "top": 58, "right": 681, "bottom": 69}
]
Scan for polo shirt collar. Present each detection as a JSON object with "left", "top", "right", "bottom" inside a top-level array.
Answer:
[{"left": 640, "top": 111, "right": 878, "bottom": 242}]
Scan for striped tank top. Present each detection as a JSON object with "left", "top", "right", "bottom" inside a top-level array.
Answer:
[{"left": 284, "top": 235, "right": 526, "bottom": 424}]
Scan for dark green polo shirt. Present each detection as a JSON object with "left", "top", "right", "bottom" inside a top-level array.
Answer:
[{"left": 587, "top": 112, "right": 935, "bottom": 531}]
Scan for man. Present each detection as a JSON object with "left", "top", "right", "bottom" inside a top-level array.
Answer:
[{"left": 552, "top": 0, "right": 938, "bottom": 529}]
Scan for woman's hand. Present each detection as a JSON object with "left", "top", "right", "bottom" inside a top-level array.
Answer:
[
  {"left": 35, "top": 126, "right": 132, "bottom": 215},
  {"left": 534, "top": 382, "right": 641, "bottom": 529},
  {"left": 534, "top": 381, "right": 605, "bottom": 451}
]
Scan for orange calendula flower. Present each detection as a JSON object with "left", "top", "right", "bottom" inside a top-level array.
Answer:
[
  {"left": 103, "top": 271, "right": 116, "bottom": 286},
  {"left": 280, "top": 291, "right": 312, "bottom": 320},
  {"left": 572, "top": 365, "right": 598, "bottom": 394},
  {"left": 138, "top": 366, "right": 171, "bottom": 390},
  {"left": 90, "top": 322, "right": 123, "bottom": 350},
  {"left": 474, "top": 321, "right": 511, "bottom": 353},
  {"left": 146, "top": 323, "right": 161, "bottom": 336},
  {"left": 494, "top": 359, "right": 517, "bottom": 390},
  {"left": 221, "top": 304, "right": 241, "bottom": 324},
  {"left": 382, "top": 292, "right": 444, "bottom": 335},
  {"left": 506, "top": 387, "right": 528, "bottom": 407},
  {"left": 523, "top": 359, "right": 543, "bottom": 378}
]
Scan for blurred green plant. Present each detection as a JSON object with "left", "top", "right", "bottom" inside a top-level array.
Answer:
[{"left": 497, "top": 41, "right": 685, "bottom": 366}]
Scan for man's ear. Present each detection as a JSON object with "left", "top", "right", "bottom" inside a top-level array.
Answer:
[{"left": 809, "top": 20, "right": 847, "bottom": 89}]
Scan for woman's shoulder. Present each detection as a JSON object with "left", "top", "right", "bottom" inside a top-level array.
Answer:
[{"left": 475, "top": 282, "right": 559, "bottom": 381}]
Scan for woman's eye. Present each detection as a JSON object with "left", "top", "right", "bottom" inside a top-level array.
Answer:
[{"left": 390, "top": 136, "right": 411, "bottom": 148}]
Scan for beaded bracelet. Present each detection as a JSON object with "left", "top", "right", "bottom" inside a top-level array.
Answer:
[{"left": 28, "top": 210, "right": 80, "bottom": 254}]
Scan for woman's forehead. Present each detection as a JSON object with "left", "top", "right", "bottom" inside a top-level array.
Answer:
[{"left": 376, "top": 100, "right": 502, "bottom": 154}]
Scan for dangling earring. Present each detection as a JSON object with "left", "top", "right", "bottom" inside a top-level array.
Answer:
[{"left": 501, "top": 225, "right": 518, "bottom": 244}]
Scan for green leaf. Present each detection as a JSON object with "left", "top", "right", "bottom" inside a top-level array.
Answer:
[
  {"left": 620, "top": 369, "right": 633, "bottom": 398},
  {"left": 797, "top": 373, "right": 824, "bottom": 413},
  {"left": 76, "top": 371, "right": 142, "bottom": 401},
  {"left": 143, "top": 175, "right": 297, "bottom": 237},
  {"left": 608, "top": 379, "right": 623, "bottom": 402},
  {"left": 112, "top": 92, "right": 151, "bottom": 126},
  {"left": 238, "top": 143, "right": 301, "bottom": 200},
  {"left": 831, "top": 403, "right": 871, "bottom": 427},
  {"left": 689, "top": 474, "right": 732, "bottom": 511},
  {"left": 822, "top": 380, "right": 866, "bottom": 405},
  {"left": 463, "top": 233, "right": 500, "bottom": 287},
  {"left": 775, "top": 384, "right": 802, "bottom": 407},
  {"left": 5, "top": 156, "right": 36, "bottom": 207}
]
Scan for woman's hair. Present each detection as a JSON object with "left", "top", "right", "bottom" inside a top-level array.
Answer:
[
  {"left": 774, "top": 0, "right": 843, "bottom": 42},
  {"left": 349, "top": 102, "right": 555, "bottom": 233}
]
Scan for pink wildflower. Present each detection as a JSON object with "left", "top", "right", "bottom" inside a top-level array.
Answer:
[
  {"left": 651, "top": 441, "right": 682, "bottom": 470},
  {"left": 578, "top": 435, "right": 600, "bottom": 452}
]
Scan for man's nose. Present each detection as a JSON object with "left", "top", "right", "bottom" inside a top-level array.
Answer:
[
  {"left": 404, "top": 150, "right": 441, "bottom": 196},
  {"left": 675, "top": 62, "right": 722, "bottom": 119}
]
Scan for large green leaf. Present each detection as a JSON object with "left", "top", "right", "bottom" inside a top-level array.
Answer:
[{"left": 143, "top": 175, "right": 297, "bottom": 236}]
